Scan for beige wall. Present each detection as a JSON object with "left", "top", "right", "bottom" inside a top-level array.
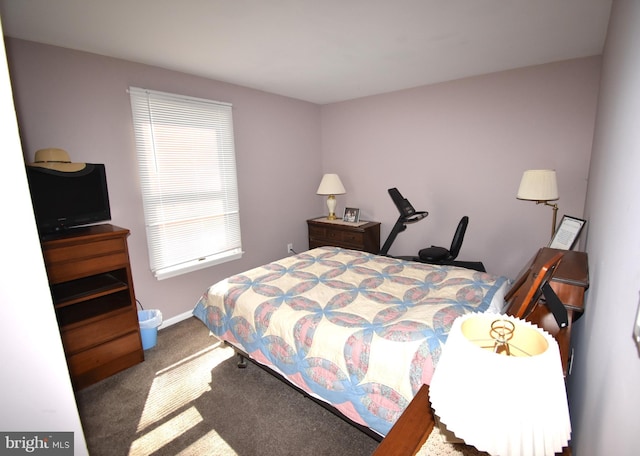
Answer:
[
  {"left": 0, "top": 30, "right": 88, "bottom": 453},
  {"left": 6, "top": 39, "right": 600, "bottom": 318},
  {"left": 320, "top": 57, "right": 601, "bottom": 277},
  {"left": 5, "top": 38, "right": 322, "bottom": 323},
  {"left": 569, "top": 1, "right": 640, "bottom": 454}
]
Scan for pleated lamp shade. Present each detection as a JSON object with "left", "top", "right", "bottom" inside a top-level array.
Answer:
[
  {"left": 429, "top": 313, "right": 571, "bottom": 456},
  {"left": 316, "top": 173, "right": 346, "bottom": 195},
  {"left": 517, "top": 170, "right": 558, "bottom": 201}
]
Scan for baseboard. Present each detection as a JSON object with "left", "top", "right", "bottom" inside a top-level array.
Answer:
[{"left": 158, "top": 310, "right": 194, "bottom": 330}]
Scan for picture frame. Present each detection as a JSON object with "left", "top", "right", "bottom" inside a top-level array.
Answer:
[
  {"left": 548, "top": 215, "right": 586, "bottom": 250},
  {"left": 343, "top": 207, "right": 360, "bottom": 223}
]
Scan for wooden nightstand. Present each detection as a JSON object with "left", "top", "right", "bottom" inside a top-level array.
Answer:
[{"left": 307, "top": 217, "right": 380, "bottom": 253}]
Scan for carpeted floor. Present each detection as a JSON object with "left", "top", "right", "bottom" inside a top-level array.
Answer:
[{"left": 75, "top": 316, "right": 380, "bottom": 455}]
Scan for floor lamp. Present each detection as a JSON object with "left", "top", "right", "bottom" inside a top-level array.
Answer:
[{"left": 517, "top": 169, "right": 559, "bottom": 237}]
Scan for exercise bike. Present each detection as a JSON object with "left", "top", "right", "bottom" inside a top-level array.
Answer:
[
  {"left": 379, "top": 187, "right": 429, "bottom": 256},
  {"left": 380, "top": 187, "right": 486, "bottom": 272}
]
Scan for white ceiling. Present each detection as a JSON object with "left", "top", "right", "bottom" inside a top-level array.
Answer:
[{"left": 0, "top": 0, "right": 612, "bottom": 104}]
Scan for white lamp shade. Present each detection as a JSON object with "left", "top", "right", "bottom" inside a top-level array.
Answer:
[
  {"left": 316, "top": 174, "right": 346, "bottom": 195},
  {"left": 429, "top": 313, "right": 571, "bottom": 456},
  {"left": 517, "top": 170, "right": 558, "bottom": 201}
]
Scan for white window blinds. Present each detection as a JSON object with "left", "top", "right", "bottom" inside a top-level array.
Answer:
[{"left": 129, "top": 87, "right": 242, "bottom": 280}]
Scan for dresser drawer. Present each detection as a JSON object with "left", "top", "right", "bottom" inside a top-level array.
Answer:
[
  {"left": 45, "top": 250, "right": 130, "bottom": 284},
  {"left": 66, "top": 331, "right": 142, "bottom": 378},
  {"left": 43, "top": 235, "right": 129, "bottom": 283},
  {"left": 61, "top": 309, "right": 139, "bottom": 355},
  {"left": 44, "top": 237, "right": 126, "bottom": 264}
]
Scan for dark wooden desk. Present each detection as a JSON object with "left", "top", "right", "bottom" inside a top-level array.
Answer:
[
  {"left": 372, "top": 384, "right": 434, "bottom": 456},
  {"left": 505, "top": 247, "right": 589, "bottom": 375},
  {"left": 374, "top": 247, "right": 585, "bottom": 455}
]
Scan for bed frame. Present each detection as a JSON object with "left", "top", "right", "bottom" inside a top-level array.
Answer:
[{"left": 229, "top": 341, "right": 384, "bottom": 441}]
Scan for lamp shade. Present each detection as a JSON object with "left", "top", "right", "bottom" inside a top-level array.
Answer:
[
  {"left": 316, "top": 174, "right": 346, "bottom": 195},
  {"left": 429, "top": 313, "right": 571, "bottom": 456},
  {"left": 517, "top": 170, "right": 558, "bottom": 201}
]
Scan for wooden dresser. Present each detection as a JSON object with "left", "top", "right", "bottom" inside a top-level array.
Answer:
[
  {"left": 41, "top": 224, "right": 143, "bottom": 389},
  {"left": 307, "top": 217, "right": 380, "bottom": 253}
]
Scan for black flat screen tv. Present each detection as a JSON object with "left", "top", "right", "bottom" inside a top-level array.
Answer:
[{"left": 26, "top": 164, "right": 111, "bottom": 237}]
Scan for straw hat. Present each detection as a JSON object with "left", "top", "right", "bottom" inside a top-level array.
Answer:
[{"left": 30, "top": 148, "right": 86, "bottom": 172}]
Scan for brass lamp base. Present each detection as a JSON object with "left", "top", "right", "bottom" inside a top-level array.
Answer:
[{"left": 326, "top": 194, "right": 337, "bottom": 220}]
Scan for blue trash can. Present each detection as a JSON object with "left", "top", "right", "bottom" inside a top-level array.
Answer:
[{"left": 138, "top": 309, "right": 163, "bottom": 350}]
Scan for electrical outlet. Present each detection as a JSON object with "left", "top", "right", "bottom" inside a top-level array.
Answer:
[{"left": 287, "top": 243, "right": 294, "bottom": 254}]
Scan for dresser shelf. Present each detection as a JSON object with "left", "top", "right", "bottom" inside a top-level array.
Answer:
[{"left": 51, "top": 271, "right": 128, "bottom": 307}]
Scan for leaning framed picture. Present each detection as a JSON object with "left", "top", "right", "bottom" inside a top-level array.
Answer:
[
  {"left": 343, "top": 207, "right": 360, "bottom": 223},
  {"left": 548, "top": 215, "right": 586, "bottom": 250}
]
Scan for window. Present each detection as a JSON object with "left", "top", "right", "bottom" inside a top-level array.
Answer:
[{"left": 129, "top": 87, "right": 242, "bottom": 280}]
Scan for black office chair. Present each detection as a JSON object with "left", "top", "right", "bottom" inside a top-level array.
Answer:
[{"left": 418, "top": 216, "right": 469, "bottom": 264}]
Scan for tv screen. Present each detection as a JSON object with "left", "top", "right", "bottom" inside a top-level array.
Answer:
[{"left": 26, "top": 164, "right": 111, "bottom": 236}]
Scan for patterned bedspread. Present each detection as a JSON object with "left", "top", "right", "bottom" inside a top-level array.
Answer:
[{"left": 192, "top": 247, "right": 509, "bottom": 436}]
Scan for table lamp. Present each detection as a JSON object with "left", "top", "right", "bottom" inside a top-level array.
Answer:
[
  {"left": 517, "top": 169, "right": 559, "bottom": 237},
  {"left": 429, "top": 313, "right": 571, "bottom": 456},
  {"left": 316, "top": 173, "right": 346, "bottom": 220}
]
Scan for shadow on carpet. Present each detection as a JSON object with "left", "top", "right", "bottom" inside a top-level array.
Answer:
[{"left": 75, "top": 317, "right": 380, "bottom": 455}]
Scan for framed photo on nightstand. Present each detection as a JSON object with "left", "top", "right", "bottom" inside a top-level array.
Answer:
[
  {"left": 343, "top": 207, "right": 360, "bottom": 223},
  {"left": 549, "top": 215, "right": 586, "bottom": 250}
]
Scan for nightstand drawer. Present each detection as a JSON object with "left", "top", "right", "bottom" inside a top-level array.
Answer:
[
  {"left": 308, "top": 225, "right": 328, "bottom": 239},
  {"left": 307, "top": 217, "right": 380, "bottom": 254},
  {"left": 310, "top": 226, "right": 364, "bottom": 245},
  {"left": 341, "top": 231, "right": 364, "bottom": 245}
]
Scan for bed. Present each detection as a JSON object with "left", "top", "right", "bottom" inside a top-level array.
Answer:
[{"left": 192, "top": 246, "right": 510, "bottom": 437}]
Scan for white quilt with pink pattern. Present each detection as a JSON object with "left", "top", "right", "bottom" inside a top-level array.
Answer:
[{"left": 193, "top": 247, "right": 509, "bottom": 436}]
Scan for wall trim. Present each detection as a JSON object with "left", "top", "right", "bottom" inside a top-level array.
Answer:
[{"left": 159, "top": 309, "right": 194, "bottom": 330}]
